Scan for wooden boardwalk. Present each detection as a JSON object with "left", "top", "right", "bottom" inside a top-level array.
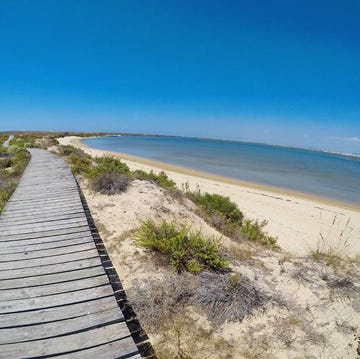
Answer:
[{"left": 0, "top": 149, "right": 141, "bottom": 358}]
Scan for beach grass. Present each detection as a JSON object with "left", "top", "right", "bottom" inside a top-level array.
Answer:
[
  {"left": 311, "top": 214, "right": 353, "bottom": 271},
  {"left": 135, "top": 219, "right": 229, "bottom": 274}
]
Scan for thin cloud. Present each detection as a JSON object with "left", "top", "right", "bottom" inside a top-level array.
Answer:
[{"left": 332, "top": 136, "right": 360, "bottom": 143}]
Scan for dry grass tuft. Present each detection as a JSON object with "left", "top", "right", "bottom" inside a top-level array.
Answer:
[
  {"left": 227, "top": 242, "right": 254, "bottom": 262},
  {"left": 328, "top": 277, "right": 354, "bottom": 289},
  {"left": 278, "top": 252, "right": 294, "bottom": 265},
  {"left": 90, "top": 172, "right": 130, "bottom": 195},
  {"left": 312, "top": 214, "right": 353, "bottom": 269},
  {"left": 154, "top": 314, "right": 235, "bottom": 359},
  {"left": 195, "top": 272, "right": 266, "bottom": 325},
  {"left": 129, "top": 272, "right": 197, "bottom": 329},
  {"left": 274, "top": 310, "right": 326, "bottom": 350},
  {"left": 291, "top": 267, "right": 313, "bottom": 284}
]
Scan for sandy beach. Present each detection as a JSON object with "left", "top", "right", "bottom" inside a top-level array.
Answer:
[
  {"left": 55, "top": 136, "right": 360, "bottom": 358},
  {"left": 59, "top": 136, "right": 360, "bottom": 257}
]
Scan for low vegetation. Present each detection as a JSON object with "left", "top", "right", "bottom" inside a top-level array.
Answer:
[
  {"left": 90, "top": 172, "right": 130, "bottom": 195},
  {"left": 240, "top": 218, "right": 277, "bottom": 246},
  {"left": 311, "top": 214, "right": 353, "bottom": 271},
  {"left": 46, "top": 134, "right": 359, "bottom": 358},
  {"left": 195, "top": 271, "right": 266, "bottom": 324},
  {"left": 135, "top": 220, "right": 229, "bottom": 273},
  {"left": 56, "top": 144, "right": 176, "bottom": 194},
  {"left": 187, "top": 189, "right": 277, "bottom": 247},
  {"left": 8, "top": 132, "right": 60, "bottom": 149},
  {"left": 189, "top": 191, "right": 244, "bottom": 224},
  {"left": 88, "top": 156, "right": 131, "bottom": 178},
  {"left": 0, "top": 136, "right": 30, "bottom": 213},
  {"left": 130, "top": 270, "right": 267, "bottom": 349},
  {"left": 66, "top": 148, "right": 92, "bottom": 175},
  {"left": 132, "top": 169, "right": 176, "bottom": 189},
  {"left": 130, "top": 272, "right": 197, "bottom": 329}
]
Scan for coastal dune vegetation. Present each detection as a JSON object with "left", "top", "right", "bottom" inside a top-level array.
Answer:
[
  {"left": 0, "top": 135, "right": 30, "bottom": 214},
  {"left": 56, "top": 143, "right": 277, "bottom": 249},
  {"left": 1, "top": 132, "right": 359, "bottom": 358},
  {"left": 55, "top": 137, "right": 359, "bottom": 358}
]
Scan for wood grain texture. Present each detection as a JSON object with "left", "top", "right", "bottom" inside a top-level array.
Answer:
[{"left": 0, "top": 149, "right": 139, "bottom": 358}]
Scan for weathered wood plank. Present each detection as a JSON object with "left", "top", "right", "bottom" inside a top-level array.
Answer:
[
  {"left": 0, "top": 322, "right": 136, "bottom": 358},
  {"left": 0, "top": 212, "right": 85, "bottom": 226},
  {"left": 3, "top": 202, "right": 83, "bottom": 214},
  {"left": 0, "top": 283, "right": 115, "bottom": 312},
  {"left": 55, "top": 339, "right": 141, "bottom": 359},
  {"left": 0, "top": 206, "right": 85, "bottom": 220},
  {"left": 0, "top": 240, "right": 96, "bottom": 261},
  {"left": 0, "top": 148, "right": 140, "bottom": 358},
  {"left": 0, "top": 225, "right": 91, "bottom": 242},
  {"left": 2, "top": 201, "right": 84, "bottom": 214},
  {"left": 0, "top": 256, "right": 102, "bottom": 279},
  {"left": 0, "top": 218, "right": 89, "bottom": 234},
  {"left": 6, "top": 189, "right": 79, "bottom": 201},
  {"left": 1, "top": 236, "right": 93, "bottom": 255},
  {"left": 0, "top": 231, "right": 92, "bottom": 248},
  {"left": 0, "top": 307, "right": 124, "bottom": 344},
  {"left": 5, "top": 193, "right": 81, "bottom": 205},
  {"left": 0, "top": 275, "right": 111, "bottom": 301},
  {"left": 0, "top": 265, "right": 105, "bottom": 290},
  {"left": 0, "top": 296, "right": 119, "bottom": 328},
  {"left": 0, "top": 248, "right": 99, "bottom": 270},
  {"left": 1, "top": 208, "right": 86, "bottom": 220}
]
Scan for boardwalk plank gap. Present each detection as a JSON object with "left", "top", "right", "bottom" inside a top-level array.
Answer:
[{"left": 0, "top": 149, "right": 150, "bottom": 358}]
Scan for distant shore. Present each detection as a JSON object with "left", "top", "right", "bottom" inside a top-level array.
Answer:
[{"left": 80, "top": 135, "right": 359, "bottom": 211}]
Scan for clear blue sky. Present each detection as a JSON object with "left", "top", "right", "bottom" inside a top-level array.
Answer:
[{"left": 0, "top": 0, "right": 359, "bottom": 153}]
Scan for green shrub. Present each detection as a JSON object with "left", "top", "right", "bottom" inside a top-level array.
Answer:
[
  {"left": 67, "top": 149, "right": 92, "bottom": 174},
  {"left": 87, "top": 156, "right": 130, "bottom": 178},
  {"left": 189, "top": 192, "right": 243, "bottom": 225},
  {"left": 0, "top": 146, "right": 29, "bottom": 213},
  {"left": 187, "top": 191, "right": 277, "bottom": 248},
  {"left": 7, "top": 145, "right": 19, "bottom": 154},
  {"left": 133, "top": 169, "right": 176, "bottom": 189},
  {"left": 58, "top": 145, "right": 77, "bottom": 157},
  {"left": 14, "top": 148, "right": 29, "bottom": 162},
  {"left": 0, "top": 184, "right": 16, "bottom": 213},
  {"left": 57, "top": 145, "right": 92, "bottom": 174},
  {"left": 90, "top": 172, "right": 130, "bottom": 195},
  {"left": 154, "top": 171, "right": 176, "bottom": 189},
  {"left": 57, "top": 145, "right": 175, "bottom": 191},
  {"left": 0, "top": 157, "right": 12, "bottom": 170},
  {"left": 240, "top": 219, "right": 277, "bottom": 247},
  {"left": 136, "top": 220, "right": 229, "bottom": 274}
]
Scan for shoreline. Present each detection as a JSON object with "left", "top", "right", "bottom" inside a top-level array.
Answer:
[
  {"left": 58, "top": 136, "right": 360, "bottom": 256},
  {"left": 76, "top": 136, "right": 359, "bottom": 212}
]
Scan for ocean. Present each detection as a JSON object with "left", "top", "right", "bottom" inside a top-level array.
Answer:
[{"left": 82, "top": 136, "right": 360, "bottom": 205}]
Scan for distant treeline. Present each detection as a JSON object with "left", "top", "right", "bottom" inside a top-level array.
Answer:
[{"left": 0, "top": 131, "right": 170, "bottom": 138}]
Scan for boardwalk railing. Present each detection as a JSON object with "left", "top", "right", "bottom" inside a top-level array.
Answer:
[{"left": 0, "top": 148, "right": 143, "bottom": 358}]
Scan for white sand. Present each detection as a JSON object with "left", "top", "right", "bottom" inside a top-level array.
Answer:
[
  {"left": 58, "top": 136, "right": 360, "bottom": 257},
  {"left": 56, "top": 136, "right": 360, "bottom": 358}
]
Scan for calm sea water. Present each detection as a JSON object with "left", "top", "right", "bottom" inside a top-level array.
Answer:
[{"left": 83, "top": 136, "right": 360, "bottom": 205}]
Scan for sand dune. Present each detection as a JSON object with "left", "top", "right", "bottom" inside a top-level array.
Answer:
[{"left": 59, "top": 136, "right": 360, "bottom": 257}]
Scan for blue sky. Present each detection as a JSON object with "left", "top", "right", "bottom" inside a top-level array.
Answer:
[{"left": 0, "top": 0, "right": 359, "bottom": 153}]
